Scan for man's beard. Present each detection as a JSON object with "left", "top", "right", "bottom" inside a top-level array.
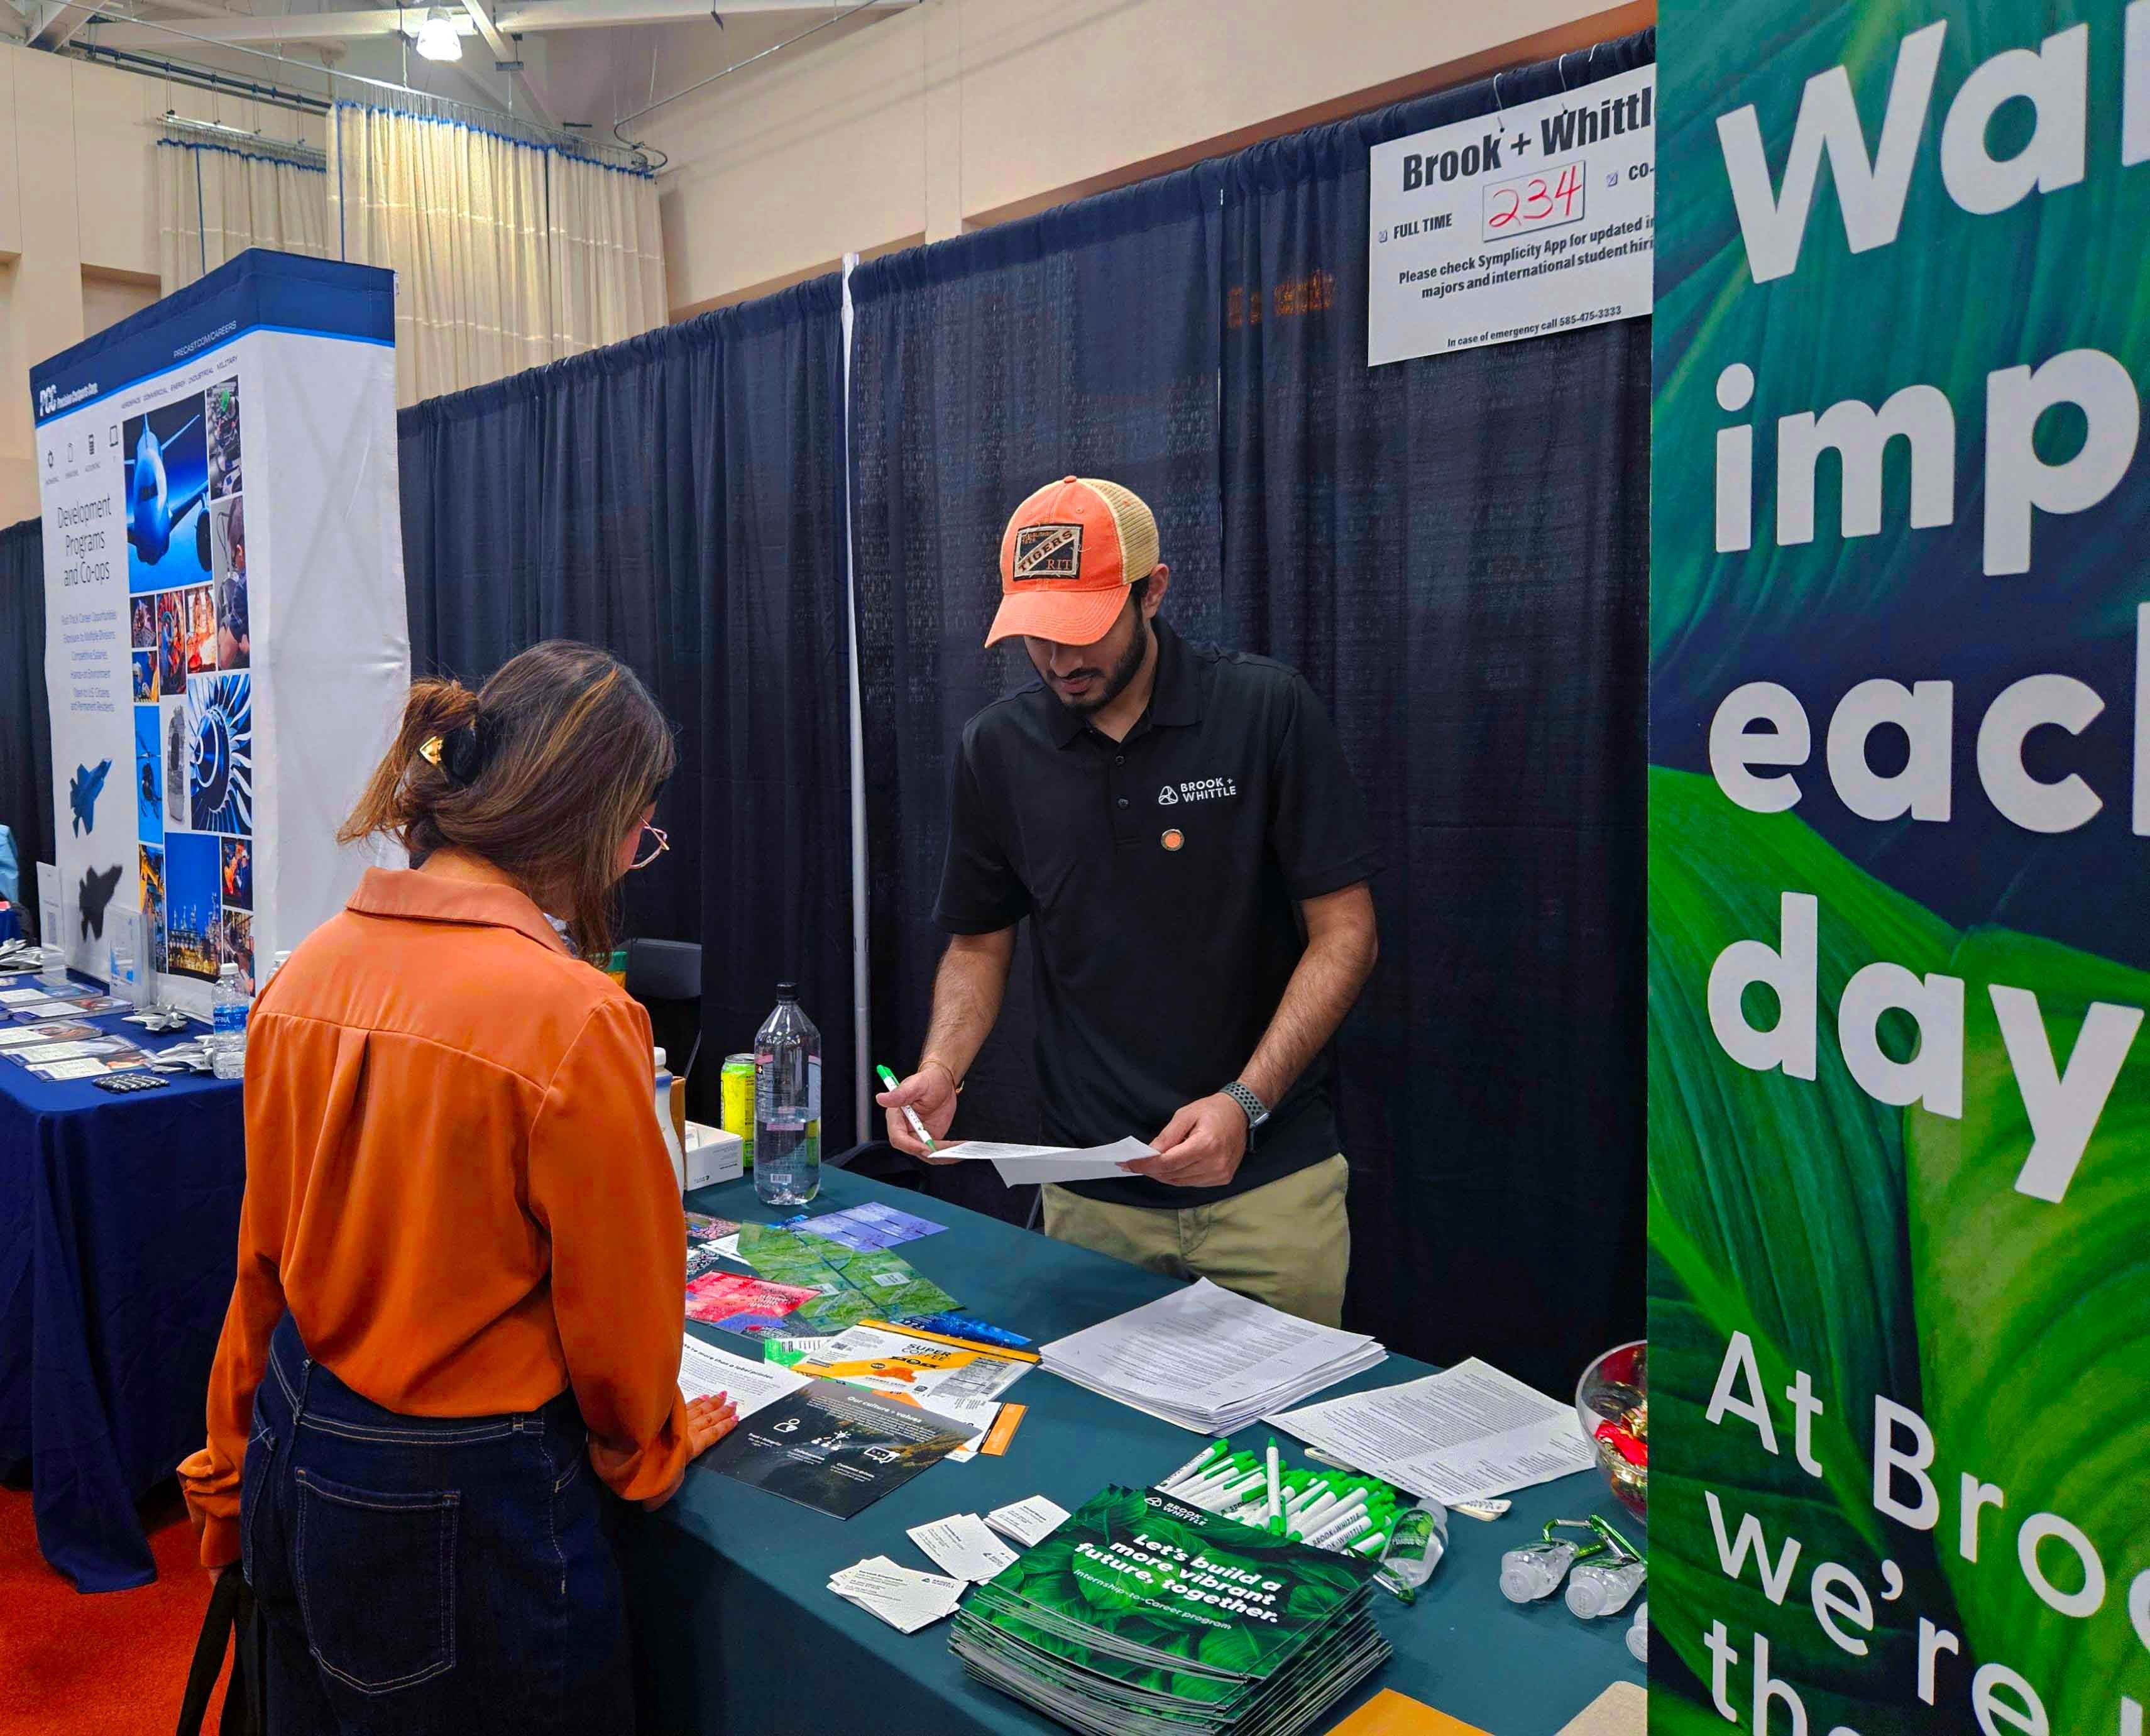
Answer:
[{"left": 1053, "top": 613, "right": 1150, "bottom": 715}]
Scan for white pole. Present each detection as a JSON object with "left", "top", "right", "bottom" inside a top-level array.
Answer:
[{"left": 840, "top": 252, "right": 871, "bottom": 1145}]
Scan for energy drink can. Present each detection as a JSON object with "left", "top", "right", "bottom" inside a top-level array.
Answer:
[{"left": 721, "top": 1053, "right": 755, "bottom": 1168}]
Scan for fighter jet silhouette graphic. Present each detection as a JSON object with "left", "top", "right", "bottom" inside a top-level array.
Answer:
[
  {"left": 124, "top": 414, "right": 207, "bottom": 567},
  {"left": 70, "top": 759, "right": 112, "bottom": 835},
  {"left": 79, "top": 864, "right": 123, "bottom": 941}
]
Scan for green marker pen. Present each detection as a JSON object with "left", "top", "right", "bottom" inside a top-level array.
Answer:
[
  {"left": 1163, "top": 1439, "right": 1231, "bottom": 1491},
  {"left": 875, "top": 1063, "right": 938, "bottom": 1153},
  {"left": 1186, "top": 1453, "right": 1258, "bottom": 1493}
]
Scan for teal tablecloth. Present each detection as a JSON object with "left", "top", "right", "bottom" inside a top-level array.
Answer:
[{"left": 622, "top": 1166, "right": 1643, "bottom": 1735}]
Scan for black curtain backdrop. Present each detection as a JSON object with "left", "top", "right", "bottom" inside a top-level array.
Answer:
[
  {"left": 851, "top": 33, "right": 1651, "bottom": 1389},
  {"left": 0, "top": 520, "right": 53, "bottom": 922},
  {"left": 1212, "top": 35, "right": 1654, "bottom": 1392},
  {"left": 848, "top": 174, "right": 1223, "bottom": 1223},
  {"left": 397, "top": 280, "right": 855, "bottom": 1141}
]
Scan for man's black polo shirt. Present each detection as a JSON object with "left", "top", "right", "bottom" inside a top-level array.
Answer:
[{"left": 933, "top": 618, "right": 1380, "bottom": 1208}]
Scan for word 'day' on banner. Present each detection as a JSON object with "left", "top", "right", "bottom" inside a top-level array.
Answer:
[
  {"left": 1650, "top": 7, "right": 2149, "bottom": 1736},
  {"left": 1367, "top": 62, "right": 1654, "bottom": 364},
  {"left": 33, "top": 250, "right": 407, "bottom": 1007}
]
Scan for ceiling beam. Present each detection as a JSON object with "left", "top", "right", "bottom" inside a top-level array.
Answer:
[
  {"left": 459, "top": 0, "right": 556, "bottom": 128},
  {"left": 94, "top": 0, "right": 911, "bottom": 50},
  {"left": 28, "top": 0, "right": 106, "bottom": 51}
]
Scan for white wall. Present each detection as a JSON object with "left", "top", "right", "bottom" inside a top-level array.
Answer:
[
  {"left": 0, "top": 41, "right": 328, "bottom": 525},
  {"left": 646, "top": 0, "right": 1653, "bottom": 315}
]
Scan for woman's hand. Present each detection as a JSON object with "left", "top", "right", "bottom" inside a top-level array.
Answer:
[
  {"left": 641, "top": 1392, "right": 744, "bottom": 1509},
  {"left": 686, "top": 1392, "right": 740, "bottom": 1458}
]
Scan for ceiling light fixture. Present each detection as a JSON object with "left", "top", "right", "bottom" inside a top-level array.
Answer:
[{"left": 412, "top": 8, "right": 462, "bottom": 62}]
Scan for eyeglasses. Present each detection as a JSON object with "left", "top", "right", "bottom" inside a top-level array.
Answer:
[{"left": 631, "top": 824, "right": 669, "bottom": 871}]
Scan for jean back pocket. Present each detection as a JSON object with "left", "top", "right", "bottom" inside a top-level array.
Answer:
[
  {"left": 238, "top": 1422, "right": 275, "bottom": 1586},
  {"left": 293, "top": 1468, "right": 460, "bottom": 1695}
]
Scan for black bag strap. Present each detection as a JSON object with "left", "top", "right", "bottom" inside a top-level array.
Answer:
[{"left": 176, "top": 1568, "right": 255, "bottom": 1736}]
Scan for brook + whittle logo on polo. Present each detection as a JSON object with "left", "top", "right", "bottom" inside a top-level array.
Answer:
[{"left": 1159, "top": 777, "right": 1237, "bottom": 805}]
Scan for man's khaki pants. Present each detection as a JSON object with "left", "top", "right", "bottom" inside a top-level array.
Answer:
[{"left": 1041, "top": 1155, "right": 1350, "bottom": 1327}]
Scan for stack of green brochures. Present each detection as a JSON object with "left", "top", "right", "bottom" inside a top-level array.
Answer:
[{"left": 952, "top": 1485, "right": 1390, "bottom": 1736}]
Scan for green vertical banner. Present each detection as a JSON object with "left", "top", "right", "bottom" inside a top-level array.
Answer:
[{"left": 1650, "top": 6, "right": 2149, "bottom": 1734}]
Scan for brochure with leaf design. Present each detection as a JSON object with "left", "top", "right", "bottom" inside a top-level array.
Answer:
[
  {"left": 735, "top": 1223, "right": 959, "bottom": 1333},
  {"left": 952, "top": 1485, "right": 1389, "bottom": 1735}
]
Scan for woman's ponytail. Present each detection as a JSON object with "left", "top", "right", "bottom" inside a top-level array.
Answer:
[
  {"left": 337, "top": 644, "right": 672, "bottom": 959},
  {"left": 337, "top": 678, "right": 481, "bottom": 853}
]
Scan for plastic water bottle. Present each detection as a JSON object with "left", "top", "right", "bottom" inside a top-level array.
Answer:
[
  {"left": 654, "top": 1047, "right": 687, "bottom": 1195},
  {"left": 210, "top": 961, "right": 251, "bottom": 1079},
  {"left": 753, "top": 984, "right": 821, "bottom": 1206}
]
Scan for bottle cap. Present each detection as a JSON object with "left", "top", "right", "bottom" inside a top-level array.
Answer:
[{"left": 777, "top": 981, "right": 798, "bottom": 997}]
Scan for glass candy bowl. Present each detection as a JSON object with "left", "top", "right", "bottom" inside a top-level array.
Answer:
[{"left": 1576, "top": 1340, "right": 1647, "bottom": 1520}]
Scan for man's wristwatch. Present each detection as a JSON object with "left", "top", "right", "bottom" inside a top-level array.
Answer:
[{"left": 1222, "top": 1081, "right": 1270, "bottom": 1133}]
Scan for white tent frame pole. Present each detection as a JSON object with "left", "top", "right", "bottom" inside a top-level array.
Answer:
[{"left": 840, "top": 251, "right": 871, "bottom": 1144}]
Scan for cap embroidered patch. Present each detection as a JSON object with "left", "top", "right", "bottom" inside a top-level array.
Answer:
[{"left": 1011, "top": 522, "right": 1084, "bottom": 582}]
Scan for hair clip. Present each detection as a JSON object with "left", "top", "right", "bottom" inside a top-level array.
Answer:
[{"left": 417, "top": 735, "right": 445, "bottom": 767}]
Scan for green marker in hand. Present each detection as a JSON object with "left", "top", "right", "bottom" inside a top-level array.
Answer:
[{"left": 876, "top": 1063, "right": 939, "bottom": 1155}]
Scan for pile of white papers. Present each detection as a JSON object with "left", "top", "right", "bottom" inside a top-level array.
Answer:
[
  {"left": 984, "top": 1495, "right": 1069, "bottom": 1547},
  {"left": 1039, "top": 1279, "right": 1384, "bottom": 1434},
  {"left": 906, "top": 1512, "right": 1019, "bottom": 1583},
  {"left": 828, "top": 1557, "right": 967, "bottom": 1634},
  {"left": 1266, "top": 1357, "right": 1594, "bottom": 1505}
]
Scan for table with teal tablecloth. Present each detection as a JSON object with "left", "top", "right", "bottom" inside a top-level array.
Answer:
[
  {"left": 0, "top": 1001, "right": 244, "bottom": 1591},
  {"left": 624, "top": 1165, "right": 1644, "bottom": 1736}
]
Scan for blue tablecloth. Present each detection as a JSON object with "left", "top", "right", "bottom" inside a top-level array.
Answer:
[
  {"left": 0, "top": 998, "right": 245, "bottom": 1591},
  {"left": 626, "top": 1167, "right": 1644, "bottom": 1736},
  {"left": 0, "top": 908, "right": 20, "bottom": 943}
]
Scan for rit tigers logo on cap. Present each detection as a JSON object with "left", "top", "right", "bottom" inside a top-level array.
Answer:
[{"left": 1011, "top": 522, "right": 1084, "bottom": 582}]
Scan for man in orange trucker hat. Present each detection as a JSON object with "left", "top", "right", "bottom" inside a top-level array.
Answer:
[{"left": 877, "top": 478, "right": 1381, "bottom": 1326}]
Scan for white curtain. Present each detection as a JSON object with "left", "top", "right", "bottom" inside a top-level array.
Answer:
[
  {"left": 547, "top": 151, "right": 666, "bottom": 362},
  {"left": 327, "top": 104, "right": 666, "bottom": 407},
  {"left": 158, "top": 140, "right": 330, "bottom": 295}
]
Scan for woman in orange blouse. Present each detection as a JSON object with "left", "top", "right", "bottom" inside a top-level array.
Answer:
[{"left": 180, "top": 641, "right": 735, "bottom": 1733}]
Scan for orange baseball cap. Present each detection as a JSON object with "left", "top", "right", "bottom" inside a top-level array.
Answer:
[{"left": 985, "top": 476, "right": 1160, "bottom": 647}]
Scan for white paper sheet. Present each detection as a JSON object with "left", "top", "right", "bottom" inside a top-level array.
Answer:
[
  {"left": 906, "top": 1512, "right": 1019, "bottom": 1583},
  {"left": 30, "top": 1057, "right": 107, "bottom": 1080},
  {"left": 677, "top": 1332, "right": 811, "bottom": 1419},
  {"left": 940, "top": 1136, "right": 1158, "bottom": 1185},
  {"left": 828, "top": 1556, "right": 966, "bottom": 1633},
  {"left": 1267, "top": 1357, "right": 1594, "bottom": 1505},
  {"left": 16, "top": 1040, "right": 124, "bottom": 1064},
  {"left": 985, "top": 1496, "right": 1070, "bottom": 1548}
]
